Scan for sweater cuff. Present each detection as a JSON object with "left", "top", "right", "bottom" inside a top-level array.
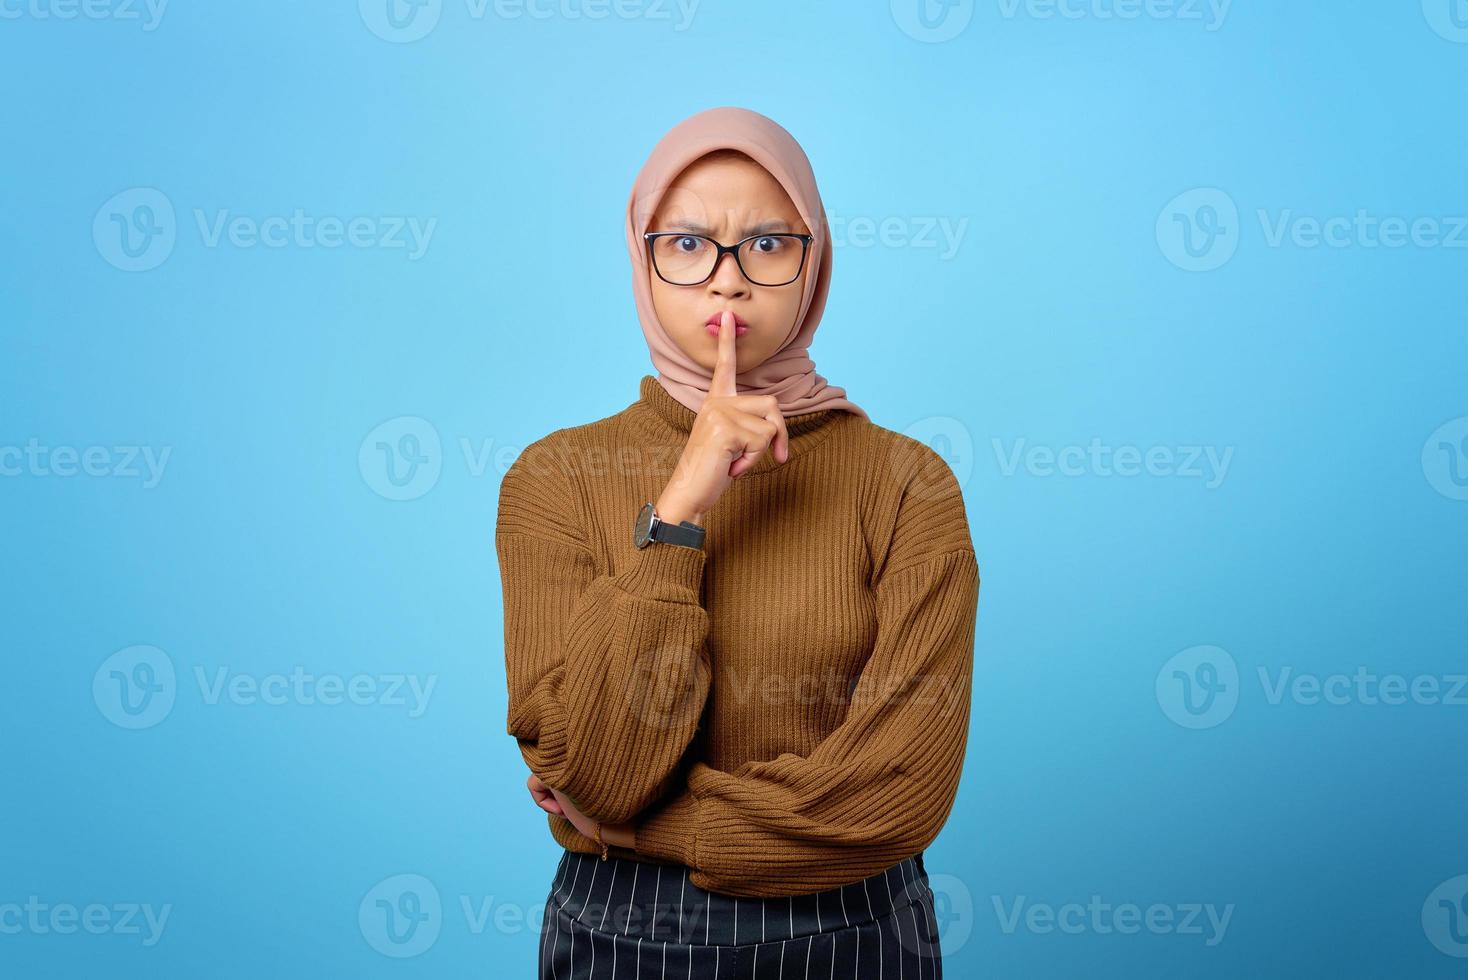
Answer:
[
  {"left": 616, "top": 542, "right": 706, "bottom": 603},
  {"left": 633, "top": 788, "right": 701, "bottom": 868}
]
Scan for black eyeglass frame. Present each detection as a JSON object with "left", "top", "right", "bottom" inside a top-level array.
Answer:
[{"left": 643, "top": 231, "right": 814, "bottom": 287}]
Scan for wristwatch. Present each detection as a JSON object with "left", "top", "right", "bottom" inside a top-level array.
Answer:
[{"left": 633, "top": 502, "right": 706, "bottom": 550}]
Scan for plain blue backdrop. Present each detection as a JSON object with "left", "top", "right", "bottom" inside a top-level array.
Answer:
[{"left": 3, "top": 1, "right": 1467, "bottom": 976}]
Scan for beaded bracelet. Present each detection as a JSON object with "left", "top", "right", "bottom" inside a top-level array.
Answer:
[{"left": 593, "top": 821, "right": 609, "bottom": 861}]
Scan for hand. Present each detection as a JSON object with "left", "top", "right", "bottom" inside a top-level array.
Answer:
[
  {"left": 657, "top": 311, "right": 790, "bottom": 524},
  {"left": 527, "top": 773, "right": 562, "bottom": 815},
  {"left": 528, "top": 775, "right": 636, "bottom": 849}
]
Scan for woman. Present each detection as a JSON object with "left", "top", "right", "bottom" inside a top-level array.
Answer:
[{"left": 496, "top": 105, "right": 979, "bottom": 978}]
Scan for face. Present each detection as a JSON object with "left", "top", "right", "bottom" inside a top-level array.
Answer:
[{"left": 645, "top": 151, "right": 812, "bottom": 375}]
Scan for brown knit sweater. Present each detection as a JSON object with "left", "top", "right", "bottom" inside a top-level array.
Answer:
[{"left": 496, "top": 374, "right": 979, "bottom": 897}]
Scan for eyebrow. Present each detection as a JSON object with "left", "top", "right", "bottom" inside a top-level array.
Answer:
[{"left": 664, "top": 219, "right": 795, "bottom": 237}]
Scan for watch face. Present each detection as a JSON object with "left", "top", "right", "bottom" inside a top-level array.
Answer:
[{"left": 633, "top": 502, "right": 655, "bottom": 547}]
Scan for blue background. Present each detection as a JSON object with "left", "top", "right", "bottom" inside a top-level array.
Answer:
[{"left": 3, "top": 1, "right": 1466, "bottom": 976}]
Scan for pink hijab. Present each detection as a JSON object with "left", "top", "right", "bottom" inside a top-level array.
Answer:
[{"left": 625, "top": 106, "right": 869, "bottom": 421}]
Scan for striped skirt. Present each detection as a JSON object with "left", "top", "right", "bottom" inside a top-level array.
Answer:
[{"left": 539, "top": 847, "right": 943, "bottom": 978}]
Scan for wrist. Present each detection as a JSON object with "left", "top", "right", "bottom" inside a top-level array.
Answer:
[{"left": 654, "top": 497, "right": 704, "bottom": 527}]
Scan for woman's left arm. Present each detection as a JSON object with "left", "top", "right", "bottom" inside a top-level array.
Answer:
[{"left": 629, "top": 445, "right": 980, "bottom": 897}]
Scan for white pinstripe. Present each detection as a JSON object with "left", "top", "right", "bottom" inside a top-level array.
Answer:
[
  {"left": 654, "top": 865, "right": 663, "bottom": 942},
  {"left": 551, "top": 853, "right": 584, "bottom": 980},
  {"left": 861, "top": 877, "right": 874, "bottom": 979},
  {"left": 600, "top": 861, "right": 617, "bottom": 928},
  {"left": 601, "top": 861, "right": 619, "bottom": 978},
  {"left": 580, "top": 855, "right": 602, "bottom": 976},
  {"left": 832, "top": 880, "right": 850, "bottom": 980},
  {"left": 624, "top": 863, "right": 640, "bottom": 935},
  {"left": 919, "top": 865, "right": 942, "bottom": 977},
  {"left": 684, "top": 868, "right": 693, "bottom": 980},
  {"left": 899, "top": 861, "right": 925, "bottom": 979},
  {"left": 541, "top": 854, "right": 569, "bottom": 979},
  {"left": 881, "top": 866, "right": 901, "bottom": 980}
]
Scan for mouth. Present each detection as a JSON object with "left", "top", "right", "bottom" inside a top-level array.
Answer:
[{"left": 705, "top": 312, "right": 749, "bottom": 337}]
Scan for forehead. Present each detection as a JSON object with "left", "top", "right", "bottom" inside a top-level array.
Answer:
[{"left": 651, "top": 152, "right": 806, "bottom": 232}]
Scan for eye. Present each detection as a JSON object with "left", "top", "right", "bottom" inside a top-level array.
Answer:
[{"left": 750, "top": 236, "right": 785, "bottom": 253}]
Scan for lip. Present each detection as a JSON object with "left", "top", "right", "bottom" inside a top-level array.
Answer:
[{"left": 705, "top": 312, "right": 749, "bottom": 337}]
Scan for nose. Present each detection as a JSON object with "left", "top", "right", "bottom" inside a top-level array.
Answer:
[{"left": 707, "top": 250, "right": 750, "bottom": 298}]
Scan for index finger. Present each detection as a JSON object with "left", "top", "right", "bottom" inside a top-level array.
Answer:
[{"left": 709, "top": 310, "right": 738, "bottom": 400}]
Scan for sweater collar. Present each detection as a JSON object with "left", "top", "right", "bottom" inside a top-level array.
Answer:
[{"left": 628, "top": 374, "right": 851, "bottom": 476}]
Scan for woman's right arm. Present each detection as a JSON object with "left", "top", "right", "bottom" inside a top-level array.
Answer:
[{"left": 496, "top": 437, "right": 712, "bottom": 826}]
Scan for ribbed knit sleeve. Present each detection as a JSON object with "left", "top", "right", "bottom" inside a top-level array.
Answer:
[
  {"left": 496, "top": 439, "right": 713, "bottom": 825},
  {"left": 632, "top": 442, "right": 980, "bottom": 897}
]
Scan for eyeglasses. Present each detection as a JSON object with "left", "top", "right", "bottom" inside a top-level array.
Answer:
[{"left": 644, "top": 231, "right": 813, "bottom": 287}]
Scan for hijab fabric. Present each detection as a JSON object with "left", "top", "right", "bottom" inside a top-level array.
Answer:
[{"left": 625, "top": 106, "right": 869, "bottom": 421}]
